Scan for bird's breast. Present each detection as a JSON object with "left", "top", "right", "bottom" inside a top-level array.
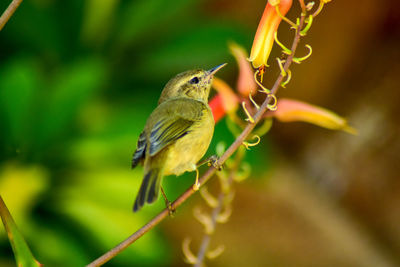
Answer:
[{"left": 164, "top": 108, "right": 214, "bottom": 176}]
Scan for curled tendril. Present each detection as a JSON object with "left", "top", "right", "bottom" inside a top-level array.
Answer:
[
  {"left": 226, "top": 115, "right": 243, "bottom": 137},
  {"left": 200, "top": 187, "right": 219, "bottom": 208},
  {"left": 253, "top": 118, "right": 273, "bottom": 137},
  {"left": 300, "top": 15, "right": 313, "bottom": 36},
  {"left": 234, "top": 162, "right": 251, "bottom": 182},
  {"left": 242, "top": 135, "right": 261, "bottom": 150},
  {"left": 206, "top": 245, "right": 225, "bottom": 260},
  {"left": 254, "top": 69, "right": 271, "bottom": 94},
  {"left": 193, "top": 207, "right": 214, "bottom": 234},
  {"left": 267, "top": 94, "right": 278, "bottom": 111},
  {"left": 249, "top": 93, "right": 260, "bottom": 110},
  {"left": 182, "top": 238, "right": 198, "bottom": 264},
  {"left": 217, "top": 171, "right": 231, "bottom": 194},
  {"left": 281, "top": 69, "right": 292, "bottom": 88},
  {"left": 275, "top": 5, "right": 297, "bottom": 28},
  {"left": 216, "top": 169, "right": 228, "bottom": 185},
  {"left": 216, "top": 205, "right": 232, "bottom": 224},
  {"left": 276, "top": 58, "right": 287, "bottom": 77},
  {"left": 293, "top": 44, "right": 313, "bottom": 64},
  {"left": 274, "top": 32, "right": 292, "bottom": 55},
  {"left": 312, "top": 1, "right": 325, "bottom": 18},
  {"left": 224, "top": 190, "right": 235, "bottom": 205},
  {"left": 306, "top": 1, "right": 315, "bottom": 11},
  {"left": 242, "top": 102, "right": 255, "bottom": 123}
]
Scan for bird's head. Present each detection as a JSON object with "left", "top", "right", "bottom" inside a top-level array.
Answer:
[{"left": 158, "top": 63, "right": 227, "bottom": 104}]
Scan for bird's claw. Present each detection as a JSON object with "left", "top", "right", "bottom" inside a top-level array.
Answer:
[
  {"left": 207, "top": 155, "right": 223, "bottom": 171},
  {"left": 161, "top": 187, "right": 175, "bottom": 216},
  {"left": 193, "top": 168, "right": 201, "bottom": 191},
  {"left": 165, "top": 200, "right": 175, "bottom": 217}
]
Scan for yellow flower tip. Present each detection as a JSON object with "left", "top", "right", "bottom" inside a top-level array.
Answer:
[
  {"left": 343, "top": 125, "right": 358, "bottom": 136},
  {"left": 228, "top": 42, "right": 257, "bottom": 96},
  {"left": 322, "top": 0, "right": 332, "bottom": 3},
  {"left": 306, "top": 1, "right": 315, "bottom": 10},
  {"left": 274, "top": 98, "right": 356, "bottom": 135},
  {"left": 212, "top": 77, "right": 239, "bottom": 114},
  {"left": 249, "top": 0, "right": 293, "bottom": 69}
]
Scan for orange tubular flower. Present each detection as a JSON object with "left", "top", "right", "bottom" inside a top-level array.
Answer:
[
  {"left": 209, "top": 95, "right": 225, "bottom": 123},
  {"left": 229, "top": 42, "right": 257, "bottom": 96},
  {"left": 248, "top": 0, "right": 293, "bottom": 69},
  {"left": 273, "top": 98, "right": 357, "bottom": 134},
  {"left": 209, "top": 77, "right": 240, "bottom": 123},
  {"left": 212, "top": 77, "right": 239, "bottom": 114}
]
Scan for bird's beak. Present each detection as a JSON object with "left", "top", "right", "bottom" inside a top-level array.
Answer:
[{"left": 207, "top": 63, "right": 227, "bottom": 76}]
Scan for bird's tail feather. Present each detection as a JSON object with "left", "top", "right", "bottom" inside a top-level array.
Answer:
[{"left": 133, "top": 169, "right": 162, "bottom": 212}]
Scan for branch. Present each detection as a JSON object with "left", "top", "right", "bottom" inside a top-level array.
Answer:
[
  {"left": 0, "top": 0, "right": 23, "bottom": 31},
  {"left": 194, "top": 193, "right": 224, "bottom": 267},
  {"left": 86, "top": 14, "right": 307, "bottom": 267},
  {"left": 194, "top": 151, "right": 241, "bottom": 266}
]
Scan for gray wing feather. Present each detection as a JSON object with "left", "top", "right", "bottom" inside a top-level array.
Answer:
[{"left": 132, "top": 132, "right": 147, "bottom": 168}]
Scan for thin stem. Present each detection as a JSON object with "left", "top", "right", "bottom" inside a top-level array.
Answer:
[
  {"left": 312, "top": 1, "right": 325, "bottom": 18},
  {"left": 195, "top": 149, "right": 243, "bottom": 266},
  {"left": 0, "top": 0, "right": 23, "bottom": 31},
  {"left": 194, "top": 193, "right": 224, "bottom": 267},
  {"left": 275, "top": 5, "right": 297, "bottom": 28},
  {"left": 86, "top": 14, "right": 307, "bottom": 267},
  {"left": 298, "top": 0, "right": 306, "bottom": 15}
]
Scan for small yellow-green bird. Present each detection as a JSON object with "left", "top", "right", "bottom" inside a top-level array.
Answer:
[{"left": 131, "top": 63, "right": 226, "bottom": 212}]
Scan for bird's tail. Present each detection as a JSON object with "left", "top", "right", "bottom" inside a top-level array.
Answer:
[{"left": 133, "top": 169, "right": 162, "bottom": 212}]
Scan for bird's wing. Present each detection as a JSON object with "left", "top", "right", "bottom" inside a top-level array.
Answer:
[
  {"left": 132, "top": 131, "right": 146, "bottom": 168},
  {"left": 147, "top": 98, "right": 205, "bottom": 156}
]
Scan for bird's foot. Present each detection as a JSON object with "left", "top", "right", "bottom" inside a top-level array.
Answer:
[
  {"left": 165, "top": 200, "right": 175, "bottom": 217},
  {"left": 206, "top": 155, "right": 223, "bottom": 171},
  {"left": 161, "top": 187, "right": 175, "bottom": 216},
  {"left": 192, "top": 168, "right": 200, "bottom": 191}
]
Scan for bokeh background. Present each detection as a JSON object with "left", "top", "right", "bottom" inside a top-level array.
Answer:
[{"left": 1, "top": 0, "right": 400, "bottom": 266}]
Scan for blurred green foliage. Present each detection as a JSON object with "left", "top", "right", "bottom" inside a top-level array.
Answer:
[
  {"left": 0, "top": 196, "right": 41, "bottom": 267},
  {"left": 0, "top": 0, "right": 271, "bottom": 266}
]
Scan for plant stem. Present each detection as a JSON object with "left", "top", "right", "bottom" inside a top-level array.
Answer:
[
  {"left": 194, "top": 193, "right": 224, "bottom": 267},
  {"left": 0, "top": 0, "right": 23, "bottom": 31},
  {"left": 86, "top": 14, "right": 306, "bottom": 267},
  {"left": 194, "top": 150, "right": 241, "bottom": 266}
]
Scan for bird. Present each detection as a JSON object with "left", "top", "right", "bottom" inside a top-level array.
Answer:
[{"left": 131, "top": 63, "right": 227, "bottom": 212}]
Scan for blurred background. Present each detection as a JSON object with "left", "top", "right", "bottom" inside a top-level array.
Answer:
[{"left": 1, "top": 0, "right": 400, "bottom": 266}]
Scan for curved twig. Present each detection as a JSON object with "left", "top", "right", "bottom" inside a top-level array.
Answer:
[
  {"left": 86, "top": 14, "right": 307, "bottom": 267},
  {"left": 0, "top": 0, "right": 23, "bottom": 31}
]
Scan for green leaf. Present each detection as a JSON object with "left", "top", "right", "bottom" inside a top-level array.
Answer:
[
  {"left": 137, "top": 24, "right": 249, "bottom": 79},
  {"left": 0, "top": 196, "right": 41, "bottom": 267},
  {"left": 55, "top": 169, "right": 170, "bottom": 265},
  {"left": 81, "top": 0, "right": 119, "bottom": 45},
  {"left": 117, "top": 0, "right": 195, "bottom": 45},
  {"left": 0, "top": 58, "right": 41, "bottom": 148},
  {"left": 36, "top": 57, "right": 106, "bottom": 147}
]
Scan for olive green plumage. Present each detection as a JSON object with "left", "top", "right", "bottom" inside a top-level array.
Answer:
[{"left": 132, "top": 64, "right": 226, "bottom": 212}]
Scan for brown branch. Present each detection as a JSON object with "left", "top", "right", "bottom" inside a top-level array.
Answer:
[
  {"left": 194, "top": 150, "right": 241, "bottom": 266},
  {"left": 0, "top": 0, "right": 23, "bottom": 31},
  {"left": 86, "top": 14, "right": 307, "bottom": 267},
  {"left": 194, "top": 193, "right": 224, "bottom": 267}
]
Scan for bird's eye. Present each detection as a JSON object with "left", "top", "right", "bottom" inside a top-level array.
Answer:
[{"left": 189, "top": 77, "right": 200, "bottom": 84}]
